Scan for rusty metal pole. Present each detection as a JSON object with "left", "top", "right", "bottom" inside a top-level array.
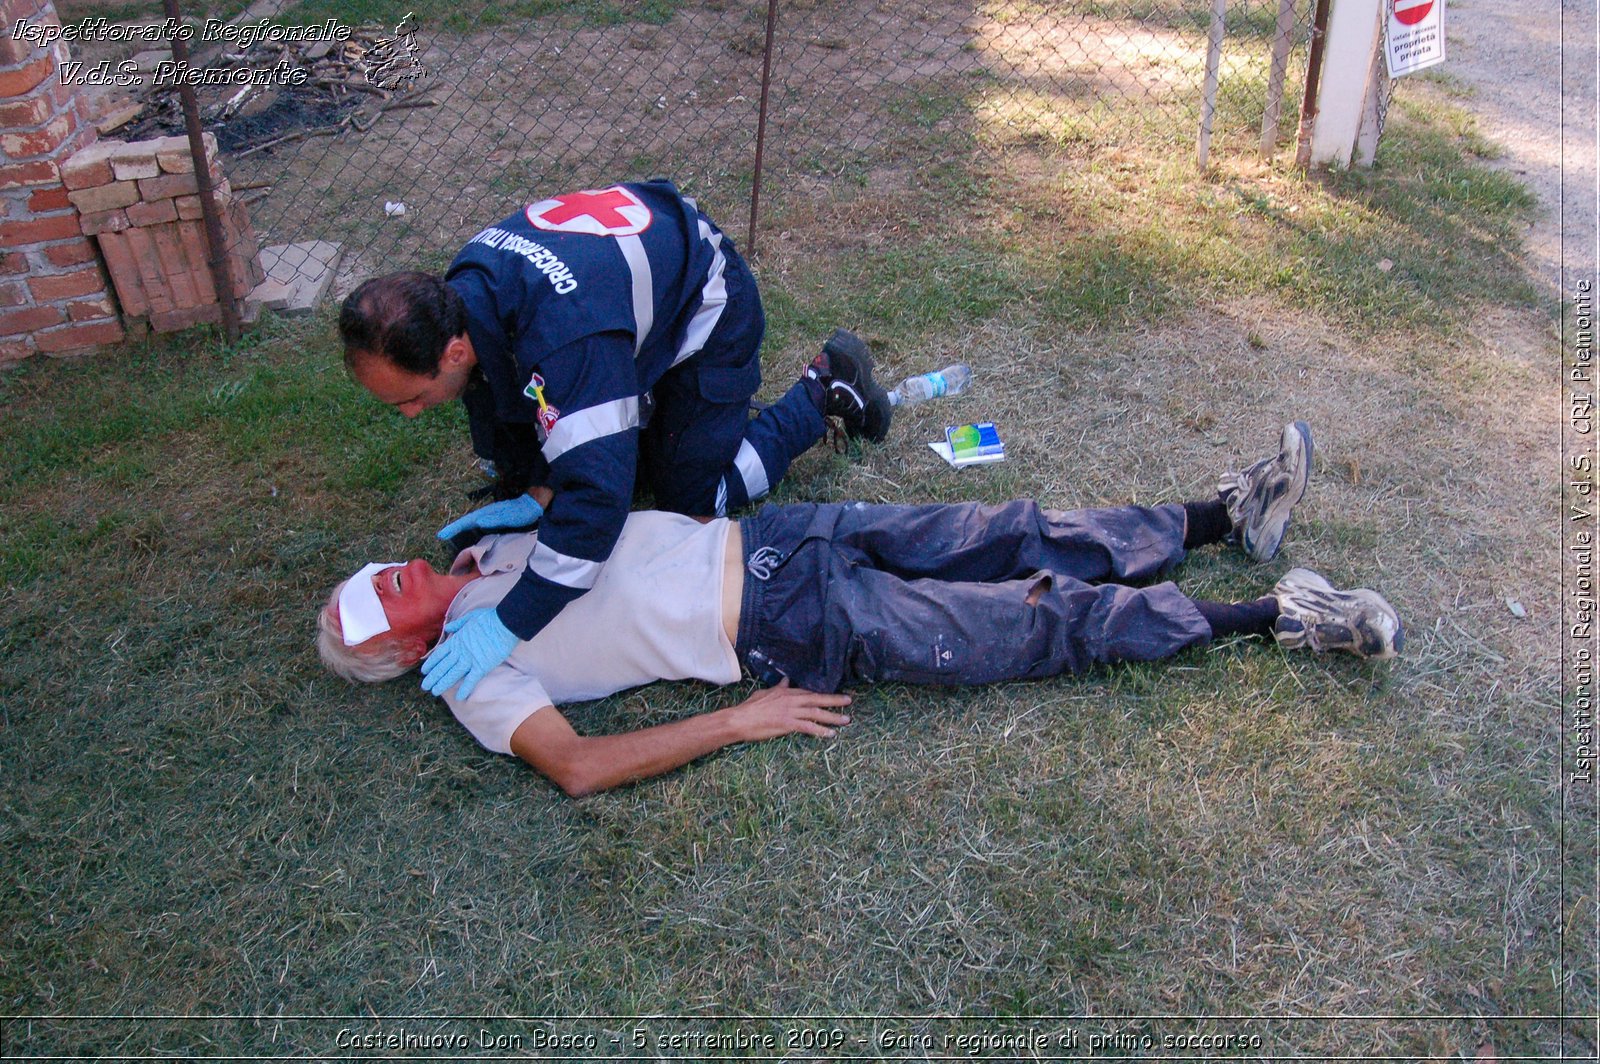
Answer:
[
  {"left": 746, "top": 0, "right": 780, "bottom": 257},
  {"left": 1293, "top": 0, "right": 1333, "bottom": 169},
  {"left": 162, "top": 0, "right": 241, "bottom": 341}
]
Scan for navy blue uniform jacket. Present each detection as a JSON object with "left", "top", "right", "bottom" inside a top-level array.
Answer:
[{"left": 445, "top": 179, "right": 734, "bottom": 640}]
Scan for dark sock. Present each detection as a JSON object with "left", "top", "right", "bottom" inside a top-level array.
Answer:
[
  {"left": 1194, "top": 595, "right": 1279, "bottom": 639},
  {"left": 1183, "top": 498, "right": 1233, "bottom": 549}
]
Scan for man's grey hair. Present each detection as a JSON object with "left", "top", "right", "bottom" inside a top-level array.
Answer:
[{"left": 316, "top": 578, "right": 420, "bottom": 683}]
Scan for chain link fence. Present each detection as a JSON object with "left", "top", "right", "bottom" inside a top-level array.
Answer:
[{"left": 114, "top": 0, "right": 1313, "bottom": 301}]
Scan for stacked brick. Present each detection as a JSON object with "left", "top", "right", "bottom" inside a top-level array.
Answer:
[
  {"left": 0, "top": 0, "right": 123, "bottom": 364},
  {"left": 63, "top": 134, "right": 264, "bottom": 333}
]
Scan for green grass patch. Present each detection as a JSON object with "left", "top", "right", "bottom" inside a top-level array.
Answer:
[
  {"left": 54, "top": 0, "right": 164, "bottom": 22},
  {"left": 0, "top": 319, "right": 456, "bottom": 507},
  {"left": 998, "top": 85, "right": 1542, "bottom": 335},
  {"left": 55, "top": 0, "right": 256, "bottom": 26},
  {"left": 765, "top": 62, "right": 1538, "bottom": 351}
]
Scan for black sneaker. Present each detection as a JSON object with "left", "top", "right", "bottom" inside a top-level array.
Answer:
[
  {"left": 1219, "top": 421, "right": 1313, "bottom": 562},
  {"left": 1273, "top": 567, "right": 1403, "bottom": 660},
  {"left": 806, "top": 328, "right": 892, "bottom": 443}
]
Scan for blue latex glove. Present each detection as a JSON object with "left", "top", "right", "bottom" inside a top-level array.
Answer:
[
  {"left": 420, "top": 607, "right": 519, "bottom": 700},
  {"left": 436, "top": 494, "right": 544, "bottom": 541}
]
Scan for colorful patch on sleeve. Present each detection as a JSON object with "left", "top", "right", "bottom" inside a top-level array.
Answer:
[{"left": 523, "top": 372, "right": 561, "bottom": 436}]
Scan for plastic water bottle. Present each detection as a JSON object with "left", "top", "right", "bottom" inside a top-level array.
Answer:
[{"left": 887, "top": 364, "right": 972, "bottom": 406}]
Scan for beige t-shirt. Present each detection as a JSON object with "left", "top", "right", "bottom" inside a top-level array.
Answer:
[{"left": 440, "top": 511, "right": 740, "bottom": 754}]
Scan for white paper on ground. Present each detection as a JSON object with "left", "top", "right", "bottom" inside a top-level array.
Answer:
[{"left": 929, "top": 441, "right": 1007, "bottom": 468}]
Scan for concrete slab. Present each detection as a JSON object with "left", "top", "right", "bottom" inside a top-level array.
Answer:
[{"left": 248, "top": 241, "right": 343, "bottom": 317}]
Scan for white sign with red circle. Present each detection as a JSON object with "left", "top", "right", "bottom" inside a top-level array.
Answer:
[
  {"left": 1392, "top": 0, "right": 1432, "bottom": 25},
  {"left": 1386, "top": 0, "right": 1445, "bottom": 77},
  {"left": 526, "top": 186, "right": 653, "bottom": 237}
]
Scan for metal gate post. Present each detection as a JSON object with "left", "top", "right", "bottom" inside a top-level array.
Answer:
[
  {"left": 747, "top": 0, "right": 780, "bottom": 257},
  {"left": 163, "top": 0, "right": 240, "bottom": 341}
]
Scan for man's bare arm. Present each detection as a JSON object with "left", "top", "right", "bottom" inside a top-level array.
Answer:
[{"left": 507, "top": 680, "right": 852, "bottom": 797}]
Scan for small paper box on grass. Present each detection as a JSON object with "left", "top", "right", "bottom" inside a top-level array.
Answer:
[{"left": 929, "top": 421, "right": 1006, "bottom": 468}]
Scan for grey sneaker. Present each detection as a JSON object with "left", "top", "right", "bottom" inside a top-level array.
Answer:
[
  {"left": 1273, "top": 567, "right": 1403, "bottom": 660},
  {"left": 1219, "top": 421, "right": 1313, "bottom": 562},
  {"left": 807, "top": 328, "right": 892, "bottom": 442}
]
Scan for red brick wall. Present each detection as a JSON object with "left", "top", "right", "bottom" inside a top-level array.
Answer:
[{"left": 0, "top": 0, "right": 124, "bottom": 364}]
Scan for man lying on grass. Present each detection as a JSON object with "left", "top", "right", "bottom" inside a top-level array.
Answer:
[{"left": 318, "top": 422, "right": 1401, "bottom": 796}]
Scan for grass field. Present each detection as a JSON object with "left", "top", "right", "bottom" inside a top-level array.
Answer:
[{"left": 0, "top": 53, "right": 1586, "bottom": 1064}]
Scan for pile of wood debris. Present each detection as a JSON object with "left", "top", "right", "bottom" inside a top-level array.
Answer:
[{"left": 111, "top": 19, "right": 434, "bottom": 157}]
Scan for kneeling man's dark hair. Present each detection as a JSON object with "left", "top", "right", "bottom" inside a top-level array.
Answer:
[{"left": 339, "top": 272, "right": 467, "bottom": 375}]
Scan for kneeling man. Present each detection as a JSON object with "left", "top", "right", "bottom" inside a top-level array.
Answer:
[{"left": 318, "top": 423, "right": 1401, "bottom": 796}]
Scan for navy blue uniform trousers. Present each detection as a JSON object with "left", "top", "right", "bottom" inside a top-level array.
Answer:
[
  {"left": 638, "top": 240, "right": 825, "bottom": 517},
  {"left": 734, "top": 500, "right": 1214, "bottom": 691}
]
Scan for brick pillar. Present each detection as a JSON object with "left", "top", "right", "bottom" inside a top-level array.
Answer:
[
  {"left": 1, "top": 0, "right": 125, "bottom": 366},
  {"left": 65, "top": 133, "right": 264, "bottom": 333}
]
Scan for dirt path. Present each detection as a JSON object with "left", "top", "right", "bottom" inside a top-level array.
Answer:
[{"left": 1443, "top": 0, "right": 1595, "bottom": 296}]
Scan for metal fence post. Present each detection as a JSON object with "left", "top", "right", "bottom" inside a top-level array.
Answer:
[
  {"left": 1293, "top": 0, "right": 1333, "bottom": 168},
  {"left": 746, "top": 0, "right": 781, "bottom": 257},
  {"left": 162, "top": 0, "right": 240, "bottom": 342}
]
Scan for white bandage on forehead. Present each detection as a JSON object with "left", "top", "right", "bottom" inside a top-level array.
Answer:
[{"left": 338, "top": 562, "right": 402, "bottom": 645}]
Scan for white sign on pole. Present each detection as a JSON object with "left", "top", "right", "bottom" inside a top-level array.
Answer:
[{"left": 1385, "top": 0, "right": 1445, "bottom": 77}]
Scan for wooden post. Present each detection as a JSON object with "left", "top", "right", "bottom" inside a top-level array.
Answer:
[
  {"left": 1197, "top": 0, "right": 1227, "bottom": 169},
  {"left": 1260, "top": 0, "right": 1297, "bottom": 155}
]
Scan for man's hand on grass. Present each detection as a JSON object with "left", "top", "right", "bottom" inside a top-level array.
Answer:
[{"left": 729, "top": 678, "right": 852, "bottom": 741}]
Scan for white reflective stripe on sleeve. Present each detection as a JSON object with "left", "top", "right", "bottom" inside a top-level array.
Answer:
[
  {"left": 670, "top": 220, "right": 728, "bottom": 368},
  {"left": 529, "top": 540, "right": 603, "bottom": 590},
  {"left": 542, "top": 395, "right": 640, "bottom": 463},
  {"left": 616, "top": 233, "right": 653, "bottom": 355},
  {"left": 733, "top": 438, "right": 769, "bottom": 501}
]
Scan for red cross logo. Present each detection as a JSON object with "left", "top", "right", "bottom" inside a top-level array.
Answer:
[{"left": 526, "top": 186, "right": 652, "bottom": 237}]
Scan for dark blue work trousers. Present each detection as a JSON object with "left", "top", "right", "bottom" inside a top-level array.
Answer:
[{"left": 734, "top": 500, "right": 1213, "bottom": 691}]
